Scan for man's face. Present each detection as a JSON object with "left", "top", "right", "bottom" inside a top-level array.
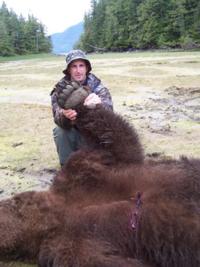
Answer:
[{"left": 69, "top": 59, "right": 87, "bottom": 82}]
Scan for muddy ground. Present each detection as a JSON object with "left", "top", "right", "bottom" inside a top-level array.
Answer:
[{"left": 0, "top": 51, "right": 200, "bottom": 266}]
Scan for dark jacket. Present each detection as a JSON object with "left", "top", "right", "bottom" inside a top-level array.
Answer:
[{"left": 51, "top": 73, "right": 113, "bottom": 129}]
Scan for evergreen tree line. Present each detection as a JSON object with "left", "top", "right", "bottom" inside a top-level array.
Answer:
[
  {"left": 0, "top": 2, "right": 52, "bottom": 56},
  {"left": 76, "top": 0, "right": 200, "bottom": 52}
]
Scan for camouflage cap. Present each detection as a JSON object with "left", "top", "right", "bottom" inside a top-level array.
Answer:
[{"left": 63, "top": 49, "right": 92, "bottom": 75}]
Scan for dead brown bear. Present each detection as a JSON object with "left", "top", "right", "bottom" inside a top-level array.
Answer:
[{"left": 0, "top": 105, "right": 200, "bottom": 267}]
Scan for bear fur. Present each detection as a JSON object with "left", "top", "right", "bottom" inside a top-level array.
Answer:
[{"left": 0, "top": 105, "right": 200, "bottom": 267}]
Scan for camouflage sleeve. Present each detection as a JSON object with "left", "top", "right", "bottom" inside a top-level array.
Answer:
[
  {"left": 51, "top": 86, "right": 73, "bottom": 129},
  {"left": 94, "top": 83, "right": 113, "bottom": 111}
]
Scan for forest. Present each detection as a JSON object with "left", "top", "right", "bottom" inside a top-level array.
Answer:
[
  {"left": 0, "top": 2, "right": 51, "bottom": 56},
  {"left": 76, "top": 0, "right": 200, "bottom": 52},
  {"left": 1, "top": 0, "right": 200, "bottom": 56}
]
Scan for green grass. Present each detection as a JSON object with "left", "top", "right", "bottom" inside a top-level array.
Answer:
[
  {"left": 0, "top": 53, "right": 57, "bottom": 63},
  {"left": 1, "top": 49, "right": 200, "bottom": 63},
  {"left": 0, "top": 103, "right": 57, "bottom": 173},
  {"left": 88, "top": 49, "right": 200, "bottom": 60}
]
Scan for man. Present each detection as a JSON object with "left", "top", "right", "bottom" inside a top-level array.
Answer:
[{"left": 51, "top": 49, "right": 113, "bottom": 166}]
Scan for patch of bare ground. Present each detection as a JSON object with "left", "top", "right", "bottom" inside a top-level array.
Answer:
[{"left": 121, "top": 85, "right": 200, "bottom": 158}]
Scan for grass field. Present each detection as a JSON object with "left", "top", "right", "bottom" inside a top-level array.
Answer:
[
  {"left": 1, "top": 50, "right": 200, "bottom": 196},
  {"left": 0, "top": 50, "right": 200, "bottom": 266}
]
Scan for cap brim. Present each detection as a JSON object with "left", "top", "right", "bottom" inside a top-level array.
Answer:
[{"left": 63, "top": 59, "right": 92, "bottom": 75}]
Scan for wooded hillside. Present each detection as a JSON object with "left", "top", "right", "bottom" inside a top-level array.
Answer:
[
  {"left": 76, "top": 0, "right": 200, "bottom": 52},
  {"left": 0, "top": 2, "right": 52, "bottom": 56}
]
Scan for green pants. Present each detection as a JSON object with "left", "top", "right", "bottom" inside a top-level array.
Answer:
[{"left": 53, "top": 126, "right": 85, "bottom": 166}]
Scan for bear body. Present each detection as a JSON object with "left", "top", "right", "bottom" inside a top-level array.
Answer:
[{"left": 0, "top": 106, "right": 199, "bottom": 267}]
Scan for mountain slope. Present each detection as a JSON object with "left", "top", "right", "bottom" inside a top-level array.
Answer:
[{"left": 51, "top": 22, "right": 83, "bottom": 54}]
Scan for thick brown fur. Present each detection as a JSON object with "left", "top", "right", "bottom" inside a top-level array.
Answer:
[{"left": 0, "top": 105, "right": 200, "bottom": 267}]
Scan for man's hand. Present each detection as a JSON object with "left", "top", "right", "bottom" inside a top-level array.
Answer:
[
  {"left": 84, "top": 93, "right": 101, "bottom": 108},
  {"left": 62, "top": 109, "right": 77, "bottom": 121}
]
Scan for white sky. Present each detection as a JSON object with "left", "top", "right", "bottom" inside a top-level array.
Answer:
[{"left": 0, "top": 0, "right": 92, "bottom": 35}]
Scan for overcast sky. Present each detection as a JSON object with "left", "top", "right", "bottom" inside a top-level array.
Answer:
[{"left": 0, "top": 0, "right": 91, "bottom": 35}]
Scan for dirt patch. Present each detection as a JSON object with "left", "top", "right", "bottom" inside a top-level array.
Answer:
[
  {"left": 118, "top": 84, "right": 200, "bottom": 158},
  {"left": 126, "top": 85, "right": 200, "bottom": 132},
  {"left": 0, "top": 167, "right": 55, "bottom": 201}
]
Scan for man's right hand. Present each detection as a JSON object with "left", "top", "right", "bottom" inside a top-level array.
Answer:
[{"left": 62, "top": 109, "right": 77, "bottom": 121}]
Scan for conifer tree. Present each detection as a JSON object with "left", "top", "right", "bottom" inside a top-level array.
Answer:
[
  {"left": 0, "top": 1, "right": 52, "bottom": 56},
  {"left": 76, "top": 0, "right": 200, "bottom": 52}
]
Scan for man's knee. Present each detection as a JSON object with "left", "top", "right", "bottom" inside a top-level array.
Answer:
[{"left": 53, "top": 126, "right": 84, "bottom": 165}]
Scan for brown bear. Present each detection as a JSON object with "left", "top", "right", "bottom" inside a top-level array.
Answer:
[{"left": 0, "top": 105, "right": 199, "bottom": 267}]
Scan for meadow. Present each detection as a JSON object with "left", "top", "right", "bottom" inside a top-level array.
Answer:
[{"left": 0, "top": 50, "right": 200, "bottom": 200}]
